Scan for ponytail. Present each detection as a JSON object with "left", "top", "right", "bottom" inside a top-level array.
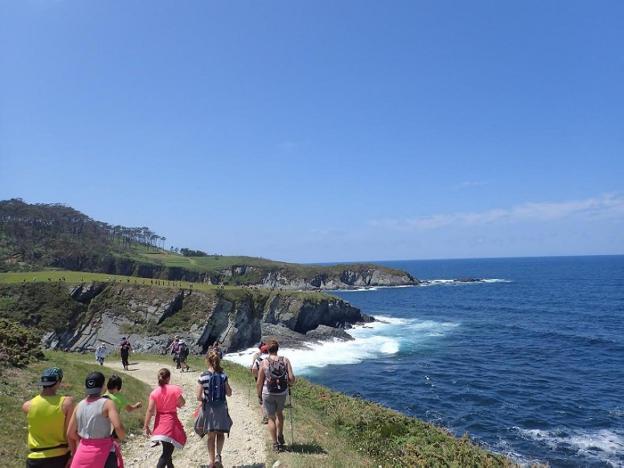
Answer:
[
  {"left": 157, "top": 368, "right": 170, "bottom": 386},
  {"left": 206, "top": 351, "right": 223, "bottom": 373}
]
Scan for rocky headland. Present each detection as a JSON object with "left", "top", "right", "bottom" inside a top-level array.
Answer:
[{"left": 0, "top": 282, "right": 372, "bottom": 354}]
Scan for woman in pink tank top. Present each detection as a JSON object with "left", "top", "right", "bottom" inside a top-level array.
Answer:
[{"left": 144, "top": 368, "right": 186, "bottom": 468}]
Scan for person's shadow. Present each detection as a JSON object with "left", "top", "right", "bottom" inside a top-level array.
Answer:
[{"left": 283, "top": 442, "right": 327, "bottom": 455}]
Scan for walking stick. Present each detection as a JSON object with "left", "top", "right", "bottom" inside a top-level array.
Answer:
[{"left": 288, "top": 386, "right": 294, "bottom": 446}]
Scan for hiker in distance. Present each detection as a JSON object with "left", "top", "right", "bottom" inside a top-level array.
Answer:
[
  {"left": 176, "top": 339, "right": 191, "bottom": 373},
  {"left": 195, "top": 350, "right": 233, "bottom": 468},
  {"left": 144, "top": 368, "right": 187, "bottom": 468},
  {"left": 256, "top": 339, "right": 296, "bottom": 452},
  {"left": 22, "top": 367, "right": 75, "bottom": 468},
  {"left": 67, "top": 371, "right": 126, "bottom": 468},
  {"left": 95, "top": 343, "right": 108, "bottom": 366},
  {"left": 119, "top": 337, "right": 132, "bottom": 371},
  {"left": 169, "top": 336, "right": 180, "bottom": 368}
]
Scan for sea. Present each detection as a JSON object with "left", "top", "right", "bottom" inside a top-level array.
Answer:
[{"left": 228, "top": 256, "right": 624, "bottom": 467}]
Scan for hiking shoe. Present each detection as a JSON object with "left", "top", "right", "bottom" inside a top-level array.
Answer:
[
  {"left": 215, "top": 454, "right": 223, "bottom": 467},
  {"left": 277, "top": 433, "right": 285, "bottom": 446},
  {"left": 261, "top": 416, "right": 269, "bottom": 424},
  {"left": 272, "top": 442, "right": 282, "bottom": 453}
]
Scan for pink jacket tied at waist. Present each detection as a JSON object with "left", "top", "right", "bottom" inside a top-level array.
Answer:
[{"left": 70, "top": 437, "right": 124, "bottom": 468}]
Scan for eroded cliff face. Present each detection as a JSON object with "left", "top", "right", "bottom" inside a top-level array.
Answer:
[
  {"left": 0, "top": 283, "right": 370, "bottom": 354},
  {"left": 259, "top": 268, "right": 416, "bottom": 290},
  {"left": 74, "top": 258, "right": 418, "bottom": 290}
]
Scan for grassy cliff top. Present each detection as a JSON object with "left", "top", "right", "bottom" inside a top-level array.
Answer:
[
  {"left": 0, "top": 199, "right": 413, "bottom": 283},
  {"left": 0, "top": 269, "right": 333, "bottom": 301}
]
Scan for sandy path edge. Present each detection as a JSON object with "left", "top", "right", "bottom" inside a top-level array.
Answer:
[{"left": 102, "top": 360, "right": 267, "bottom": 468}]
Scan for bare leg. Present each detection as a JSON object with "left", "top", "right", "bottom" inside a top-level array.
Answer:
[
  {"left": 276, "top": 411, "right": 285, "bottom": 440},
  {"left": 267, "top": 415, "right": 278, "bottom": 443},
  {"left": 216, "top": 433, "right": 225, "bottom": 457},
  {"left": 207, "top": 432, "right": 216, "bottom": 465}
]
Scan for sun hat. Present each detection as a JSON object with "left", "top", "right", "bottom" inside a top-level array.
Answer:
[
  {"left": 85, "top": 371, "right": 105, "bottom": 395},
  {"left": 39, "top": 367, "right": 63, "bottom": 387}
]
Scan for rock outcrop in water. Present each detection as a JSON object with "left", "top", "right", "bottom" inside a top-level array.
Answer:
[{"left": 0, "top": 282, "right": 371, "bottom": 354}]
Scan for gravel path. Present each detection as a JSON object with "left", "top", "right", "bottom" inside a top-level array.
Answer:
[{"left": 104, "top": 360, "right": 267, "bottom": 468}]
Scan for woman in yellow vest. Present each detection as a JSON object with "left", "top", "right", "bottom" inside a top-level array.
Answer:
[{"left": 22, "top": 367, "right": 75, "bottom": 468}]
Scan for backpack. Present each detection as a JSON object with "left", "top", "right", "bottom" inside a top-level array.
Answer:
[
  {"left": 179, "top": 343, "right": 189, "bottom": 359},
  {"left": 200, "top": 371, "right": 227, "bottom": 402},
  {"left": 265, "top": 357, "right": 288, "bottom": 393}
]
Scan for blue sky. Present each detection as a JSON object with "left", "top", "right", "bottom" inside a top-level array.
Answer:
[{"left": 1, "top": 1, "right": 623, "bottom": 262}]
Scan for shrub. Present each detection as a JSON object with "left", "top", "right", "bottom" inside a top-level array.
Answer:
[{"left": 0, "top": 319, "right": 44, "bottom": 367}]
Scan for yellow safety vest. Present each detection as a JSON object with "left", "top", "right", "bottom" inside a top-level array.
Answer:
[{"left": 27, "top": 395, "right": 69, "bottom": 459}]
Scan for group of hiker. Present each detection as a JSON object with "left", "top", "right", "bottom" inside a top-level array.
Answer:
[
  {"left": 94, "top": 337, "right": 133, "bottom": 370},
  {"left": 22, "top": 338, "right": 296, "bottom": 468}
]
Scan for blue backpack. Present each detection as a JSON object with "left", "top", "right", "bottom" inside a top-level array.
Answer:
[{"left": 200, "top": 371, "right": 227, "bottom": 402}]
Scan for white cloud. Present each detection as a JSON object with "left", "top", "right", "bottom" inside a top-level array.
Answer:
[{"left": 370, "top": 193, "right": 624, "bottom": 231}]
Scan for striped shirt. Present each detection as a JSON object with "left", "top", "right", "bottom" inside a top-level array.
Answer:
[{"left": 197, "top": 371, "right": 228, "bottom": 402}]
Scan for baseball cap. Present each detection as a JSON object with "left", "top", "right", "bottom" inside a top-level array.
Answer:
[
  {"left": 39, "top": 367, "right": 63, "bottom": 387},
  {"left": 85, "top": 371, "right": 105, "bottom": 395}
]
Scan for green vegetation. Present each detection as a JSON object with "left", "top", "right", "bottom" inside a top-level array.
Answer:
[
  {"left": 169, "top": 354, "right": 512, "bottom": 467},
  {"left": 0, "top": 199, "right": 414, "bottom": 287},
  {"left": 0, "top": 319, "right": 44, "bottom": 367},
  {"left": 0, "top": 351, "right": 151, "bottom": 468},
  {"left": 0, "top": 281, "right": 86, "bottom": 334}
]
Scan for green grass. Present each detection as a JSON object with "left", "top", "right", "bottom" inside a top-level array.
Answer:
[
  {"left": 0, "top": 351, "right": 151, "bottom": 468},
  {"left": 140, "top": 353, "right": 513, "bottom": 467},
  {"left": 0, "top": 270, "right": 333, "bottom": 301}
]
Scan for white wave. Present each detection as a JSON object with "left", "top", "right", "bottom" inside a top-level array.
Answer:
[
  {"left": 420, "top": 278, "right": 511, "bottom": 287},
  {"left": 225, "top": 315, "right": 458, "bottom": 375},
  {"left": 515, "top": 427, "right": 624, "bottom": 466},
  {"left": 329, "top": 285, "right": 416, "bottom": 292}
]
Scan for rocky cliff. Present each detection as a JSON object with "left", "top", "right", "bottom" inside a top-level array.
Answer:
[{"left": 0, "top": 282, "right": 371, "bottom": 354}]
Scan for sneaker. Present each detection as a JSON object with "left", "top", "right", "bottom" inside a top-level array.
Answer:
[
  {"left": 261, "top": 416, "right": 269, "bottom": 424},
  {"left": 272, "top": 442, "right": 282, "bottom": 453},
  {"left": 277, "top": 433, "right": 285, "bottom": 446},
  {"left": 215, "top": 454, "right": 223, "bottom": 467}
]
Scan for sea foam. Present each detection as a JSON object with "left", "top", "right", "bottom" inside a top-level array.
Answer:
[
  {"left": 515, "top": 427, "right": 624, "bottom": 466},
  {"left": 225, "top": 315, "right": 458, "bottom": 375}
]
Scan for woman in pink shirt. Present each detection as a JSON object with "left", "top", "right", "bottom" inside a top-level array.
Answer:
[{"left": 143, "top": 368, "right": 186, "bottom": 468}]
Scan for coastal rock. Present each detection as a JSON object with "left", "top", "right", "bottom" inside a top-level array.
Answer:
[
  {"left": 69, "top": 282, "right": 106, "bottom": 303},
  {"left": 1, "top": 283, "right": 370, "bottom": 354},
  {"left": 305, "top": 324, "right": 354, "bottom": 341}
]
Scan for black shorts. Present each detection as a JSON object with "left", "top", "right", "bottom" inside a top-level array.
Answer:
[{"left": 27, "top": 453, "right": 70, "bottom": 468}]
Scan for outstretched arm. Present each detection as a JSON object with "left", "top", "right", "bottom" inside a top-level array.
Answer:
[{"left": 125, "top": 401, "right": 142, "bottom": 412}]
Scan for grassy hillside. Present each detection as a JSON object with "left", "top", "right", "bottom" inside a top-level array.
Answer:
[
  {"left": 0, "top": 199, "right": 414, "bottom": 286},
  {"left": 0, "top": 351, "right": 151, "bottom": 468}
]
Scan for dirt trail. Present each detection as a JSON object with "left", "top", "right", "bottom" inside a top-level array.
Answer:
[{"left": 104, "top": 360, "right": 267, "bottom": 468}]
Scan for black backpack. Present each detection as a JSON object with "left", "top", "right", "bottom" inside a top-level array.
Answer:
[
  {"left": 266, "top": 357, "right": 288, "bottom": 393},
  {"left": 179, "top": 343, "right": 189, "bottom": 359}
]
